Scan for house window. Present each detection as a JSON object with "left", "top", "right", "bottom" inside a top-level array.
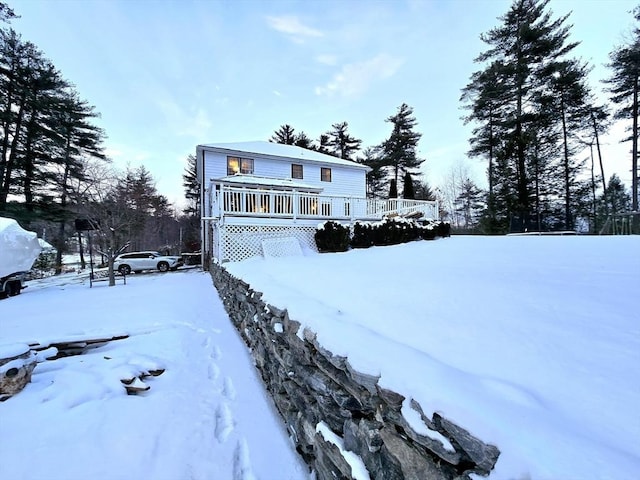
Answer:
[
  {"left": 292, "top": 164, "right": 303, "bottom": 179},
  {"left": 321, "top": 167, "right": 332, "bottom": 182},
  {"left": 227, "top": 156, "right": 254, "bottom": 175}
]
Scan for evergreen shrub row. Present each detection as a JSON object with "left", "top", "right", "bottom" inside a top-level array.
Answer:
[{"left": 315, "top": 218, "right": 451, "bottom": 253}]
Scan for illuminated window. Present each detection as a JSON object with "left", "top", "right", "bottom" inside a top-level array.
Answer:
[
  {"left": 321, "top": 167, "right": 332, "bottom": 182},
  {"left": 291, "top": 164, "right": 303, "bottom": 179},
  {"left": 227, "top": 156, "right": 254, "bottom": 175}
]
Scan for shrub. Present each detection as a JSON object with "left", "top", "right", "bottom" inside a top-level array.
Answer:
[
  {"left": 315, "top": 221, "right": 350, "bottom": 252},
  {"left": 372, "top": 217, "right": 419, "bottom": 246},
  {"left": 351, "top": 221, "right": 373, "bottom": 248}
]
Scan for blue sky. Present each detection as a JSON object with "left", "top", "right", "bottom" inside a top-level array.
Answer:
[{"left": 9, "top": 0, "right": 637, "bottom": 208}]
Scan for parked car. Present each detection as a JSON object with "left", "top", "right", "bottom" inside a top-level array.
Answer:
[{"left": 113, "top": 251, "right": 183, "bottom": 275}]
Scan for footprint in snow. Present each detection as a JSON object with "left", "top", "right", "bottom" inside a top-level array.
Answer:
[
  {"left": 215, "top": 402, "right": 234, "bottom": 443},
  {"left": 208, "top": 363, "right": 220, "bottom": 381},
  {"left": 223, "top": 376, "right": 236, "bottom": 400},
  {"left": 211, "top": 345, "right": 222, "bottom": 361},
  {"left": 233, "top": 438, "right": 256, "bottom": 480}
]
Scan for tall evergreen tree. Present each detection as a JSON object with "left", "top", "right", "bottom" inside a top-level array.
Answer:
[
  {"left": 463, "top": 0, "right": 588, "bottom": 231},
  {"left": 402, "top": 171, "right": 415, "bottom": 199},
  {"left": 601, "top": 173, "right": 632, "bottom": 216},
  {"left": 414, "top": 179, "right": 436, "bottom": 201},
  {"left": 270, "top": 124, "right": 296, "bottom": 144},
  {"left": 545, "top": 60, "right": 593, "bottom": 229},
  {"left": 389, "top": 178, "right": 398, "bottom": 199},
  {"left": 316, "top": 134, "right": 331, "bottom": 154},
  {"left": 357, "top": 146, "right": 387, "bottom": 198},
  {"left": 294, "top": 131, "right": 314, "bottom": 149},
  {"left": 455, "top": 178, "right": 485, "bottom": 230},
  {"left": 182, "top": 154, "right": 199, "bottom": 217},
  {"left": 182, "top": 153, "right": 200, "bottom": 252},
  {"left": 325, "top": 121, "right": 362, "bottom": 160},
  {"left": 48, "top": 90, "right": 105, "bottom": 272},
  {"left": 604, "top": 7, "right": 640, "bottom": 211},
  {"left": 379, "top": 103, "right": 423, "bottom": 187},
  {"left": 461, "top": 61, "right": 510, "bottom": 224}
]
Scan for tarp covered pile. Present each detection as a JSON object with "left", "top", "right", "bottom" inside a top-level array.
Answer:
[{"left": 0, "top": 217, "right": 42, "bottom": 278}]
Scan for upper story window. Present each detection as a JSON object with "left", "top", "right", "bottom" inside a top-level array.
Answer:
[
  {"left": 291, "top": 164, "right": 303, "bottom": 179},
  {"left": 227, "top": 156, "right": 254, "bottom": 175},
  {"left": 321, "top": 167, "right": 332, "bottom": 182}
]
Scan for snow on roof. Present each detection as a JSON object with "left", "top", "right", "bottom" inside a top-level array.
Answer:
[
  {"left": 199, "top": 141, "right": 370, "bottom": 170},
  {"left": 212, "top": 174, "right": 323, "bottom": 192}
]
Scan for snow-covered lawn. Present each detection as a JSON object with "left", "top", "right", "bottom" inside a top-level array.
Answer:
[
  {"left": 1, "top": 235, "right": 638, "bottom": 480},
  {"left": 0, "top": 269, "right": 307, "bottom": 480},
  {"left": 225, "top": 235, "right": 640, "bottom": 480}
]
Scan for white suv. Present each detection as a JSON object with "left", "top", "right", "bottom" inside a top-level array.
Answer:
[{"left": 113, "top": 251, "right": 183, "bottom": 275}]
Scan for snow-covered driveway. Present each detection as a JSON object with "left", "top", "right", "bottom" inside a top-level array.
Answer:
[{"left": 0, "top": 269, "right": 307, "bottom": 480}]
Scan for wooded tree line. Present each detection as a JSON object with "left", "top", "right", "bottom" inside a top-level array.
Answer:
[
  {"left": 462, "top": 0, "right": 637, "bottom": 233},
  {"left": 271, "top": 0, "right": 638, "bottom": 233},
  {"left": 0, "top": 5, "right": 199, "bottom": 273}
]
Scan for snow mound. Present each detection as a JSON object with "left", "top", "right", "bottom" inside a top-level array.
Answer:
[{"left": 0, "top": 217, "right": 42, "bottom": 277}]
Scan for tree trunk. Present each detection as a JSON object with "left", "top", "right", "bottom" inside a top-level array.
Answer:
[
  {"left": 591, "top": 111, "right": 607, "bottom": 213},
  {"left": 0, "top": 89, "right": 27, "bottom": 206},
  {"left": 632, "top": 73, "right": 638, "bottom": 212},
  {"left": 560, "top": 97, "right": 572, "bottom": 229},
  {"left": 78, "top": 231, "right": 86, "bottom": 270}
]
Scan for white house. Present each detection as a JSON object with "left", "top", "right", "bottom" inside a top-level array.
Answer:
[{"left": 196, "top": 141, "right": 438, "bottom": 263}]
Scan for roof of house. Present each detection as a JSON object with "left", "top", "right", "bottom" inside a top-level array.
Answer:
[
  {"left": 198, "top": 141, "right": 369, "bottom": 170},
  {"left": 211, "top": 174, "right": 323, "bottom": 193}
]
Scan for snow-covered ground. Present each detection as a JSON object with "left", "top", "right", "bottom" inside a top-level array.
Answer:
[
  {"left": 0, "top": 268, "right": 308, "bottom": 480},
  {"left": 1, "top": 235, "right": 639, "bottom": 480},
  {"left": 225, "top": 235, "right": 640, "bottom": 480}
]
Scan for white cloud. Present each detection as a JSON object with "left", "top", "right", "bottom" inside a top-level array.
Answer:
[
  {"left": 266, "top": 15, "right": 323, "bottom": 42},
  {"left": 316, "top": 54, "right": 338, "bottom": 66},
  {"left": 315, "top": 53, "right": 404, "bottom": 98}
]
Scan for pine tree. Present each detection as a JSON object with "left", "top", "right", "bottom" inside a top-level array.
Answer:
[
  {"left": 48, "top": 90, "right": 105, "bottom": 272},
  {"left": 379, "top": 103, "right": 423, "bottom": 187},
  {"left": 182, "top": 154, "right": 199, "bottom": 217},
  {"left": 455, "top": 178, "right": 485, "bottom": 230},
  {"left": 270, "top": 124, "right": 296, "bottom": 144},
  {"left": 294, "top": 131, "right": 314, "bottom": 149},
  {"left": 604, "top": 7, "right": 640, "bottom": 211},
  {"left": 602, "top": 174, "right": 632, "bottom": 215},
  {"left": 316, "top": 134, "right": 331, "bottom": 154},
  {"left": 414, "top": 180, "right": 436, "bottom": 201},
  {"left": 0, "top": 2, "right": 17, "bottom": 23},
  {"left": 389, "top": 178, "right": 397, "bottom": 199},
  {"left": 325, "top": 121, "right": 362, "bottom": 160},
  {"left": 402, "top": 171, "right": 414, "bottom": 199},
  {"left": 464, "top": 0, "right": 586, "bottom": 231},
  {"left": 545, "top": 60, "right": 594, "bottom": 229},
  {"left": 182, "top": 154, "right": 200, "bottom": 252},
  {"left": 357, "top": 146, "right": 387, "bottom": 198}
]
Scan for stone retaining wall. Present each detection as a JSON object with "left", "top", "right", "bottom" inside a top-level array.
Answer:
[{"left": 210, "top": 262, "right": 499, "bottom": 479}]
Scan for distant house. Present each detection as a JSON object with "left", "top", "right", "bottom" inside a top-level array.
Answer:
[{"left": 196, "top": 141, "right": 437, "bottom": 263}]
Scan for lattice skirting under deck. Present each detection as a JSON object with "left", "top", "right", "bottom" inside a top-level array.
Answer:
[{"left": 214, "top": 224, "right": 318, "bottom": 262}]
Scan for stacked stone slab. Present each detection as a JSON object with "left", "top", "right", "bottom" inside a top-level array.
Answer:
[{"left": 211, "top": 263, "right": 499, "bottom": 480}]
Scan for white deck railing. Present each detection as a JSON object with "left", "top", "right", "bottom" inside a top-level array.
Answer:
[{"left": 211, "top": 186, "right": 438, "bottom": 222}]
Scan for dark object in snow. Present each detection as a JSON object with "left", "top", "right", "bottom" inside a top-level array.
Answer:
[{"left": 121, "top": 368, "right": 165, "bottom": 395}]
